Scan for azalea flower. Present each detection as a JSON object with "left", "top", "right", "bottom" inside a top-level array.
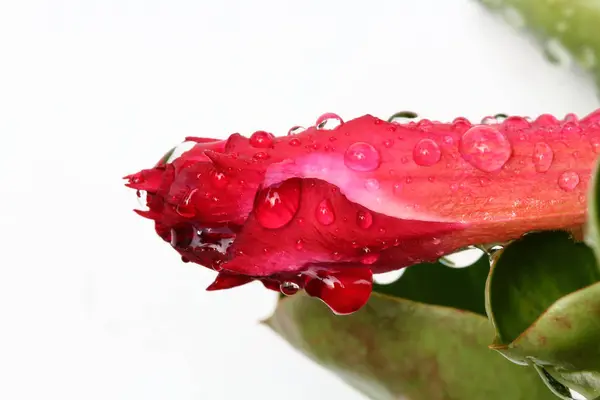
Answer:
[{"left": 125, "top": 109, "right": 600, "bottom": 314}]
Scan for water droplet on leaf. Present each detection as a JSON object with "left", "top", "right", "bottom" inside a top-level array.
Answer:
[{"left": 532, "top": 142, "right": 554, "bottom": 172}]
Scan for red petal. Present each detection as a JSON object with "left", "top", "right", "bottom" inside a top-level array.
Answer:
[{"left": 206, "top": 272, "right": 254, "bottom": 291}]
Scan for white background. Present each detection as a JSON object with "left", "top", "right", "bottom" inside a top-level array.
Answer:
[{"left": 0, "top": 1, "right": 598, "bottom": 399}]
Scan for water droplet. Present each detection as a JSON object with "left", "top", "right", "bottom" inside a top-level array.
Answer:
[
  {"left": 360, "top": 252, "right": 380, "bottom": 265},
  {"left": 255, "top": 180, "right": 301, "bottom": 229},
  {"left": 504, "top": 116, "right": 531, "bottom": 131},
  {"left": 413, "top": 139, "right": 441, "bottom": 166},
  {"left": 564, "top": 113, "right": 579, "bottom": 123},
  {"left": 452, "top": 117, "right": 471, "bottom": 132},
  {"left": 373, "top": 269, "right": 405, "bottom": 285},
  {"left": 295, "top": 239, "right": 304, "bottom": 250},
  {"left": 438, "top": 248, "right": 484, "bottom": 268},
  {"left": 253, "top": 152, "right": 270, "bottom": 160},
  {"left": 249, "top": 131, "right": 275, "bottom": 148},
  {"left": 535, "top": 114, "right": 560, "bottom": 128},
  {"left": 344, "top": 142, "right": 381, "bottom": 172},
  {"left": 481, "top": 115, "right": 497, "bottom": 125},
  {"left": 280, "top": 281, "right": 300, "bottom": 296},
  {"left": 544, "top": 38, "right": 573, "bottom": 67},
  {"left": 176, "top": 188, "right": 198, "bottom": 218},
  {"left": 388, "top": 111, "right": 418, "bottom": 123},
  {"left": 303, "top": 266, "right": 372, "bottom": 315},
  {"left": 288, "top": 126, "right": 305, "bottom": 136},
  {"left": 316, "top": 199, "right": 336, "bottom": 226},
  {"left": 459, "top": 126, "right": 512, "bottom": 172},
  {"left": 316, "top": 113, "right": 343, "bottom": 130},
  {"left": 443, "top": 135, "right": 454, "bottom": 145},
  {"left": 364, "top": 178, "right": 380, "bottom": 191},
  {"left": 210, "top": 170, "right": 229, "bottom": 189},
  {"left": 450, "top": 183, "right": 459, "bottom": 192},
  {"left": 532, "top": 142, "right": 554, "bottom": 172},
  {"left": 562, "top": 122, "right": 582, "bottom": 134},
  {"left": 383, "top": 139, "right": 394, "bottom": 148},
  {"left": 416, "top": 119, "right": 433, "bottom": 130},
  {"left": 289, "top": 138, "right": 301, "bottom": 146},
  {"left": 558, "top": 171, "right": 580, "bottom": 191},
  {"left": 392, "top": 182, "right": 403, "bottom": 196},
  {"left": 357, "top": 210, "right": 373, "bottom": 229},
  {"left": 591, "top": 137, "right": 600, "bottom": 153}
]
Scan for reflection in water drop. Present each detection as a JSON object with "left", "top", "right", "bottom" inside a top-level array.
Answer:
[
  {"left": 438, "top": 247, "right": 485, "bottom": 268},
  {"left": 373, "top": 269, "right": 405, "bottom": 285}
]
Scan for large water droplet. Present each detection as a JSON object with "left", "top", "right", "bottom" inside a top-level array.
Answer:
[
  {"left": 304, "top": 266, "right": 372, "bottom": 315},
  {"left": 249, "top": 131, "right": 275, "bottom": 148},
  {"left": 591, "top": 137, "right": 600, "bottom": 153},
  {"left": 316, "top": 199, "right": 336, "bottom": 226},
  {"left": 253, "top": 151, "right": 270, "bottom": 161},
  {"left": 459, "top": 126, "right": 512, "bottom": 172},
  {"left": 280, "top": 281, "right": 300, "bottom": 296},
  {"left": 438, "top": 248, "right": 484, "bottom": 268},
  {"left": 316, "top": 113, "right": 343, "bottom": 130},
  {"left": 532, "top": 142, "right": 554, "bottom": 173},
  {"left": 373, "top": 269, "right": 405, "bottom": 285},
  {"left": 255, "top": 179, "right": 301, "bottom": 229},
  {"left": 558, "top": 171, "right": 580, "bottom": 191},
  {"left": 344, "top": 142, "right": 381, "bottom": 172},
  {"left": 210, "top": 169, "right": 229, "bottom": 189},
  {"left": 413, "top": 139, "right": 441, "bottom": 166},
  {"left": 289, "top": 138, "right": 301, "bottom": 146},
  {"left": 288, "top": 126, "right": 306, "bottom": 136},
  {"left": 356, "top": 210, "right": 373, "bottom": 229},
  {"left": 534, "top": 114, "right": 560, "bottom": 128}
]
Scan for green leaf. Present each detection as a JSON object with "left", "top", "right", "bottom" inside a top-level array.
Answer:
[
  {"left": 477, "top": 0, "right": 600, "bottom": 90},
  {"left": 585, "top": 158, "right": 600, "bottom": 263},
  {"left": 266, "top": 292, "right": 556, "bottom": 400},
  {"left": 486, "top": 231, "right": 599, "bottom": 345},
  {"left": 374, "top": 255, "right": 488, "bottom": 316}
]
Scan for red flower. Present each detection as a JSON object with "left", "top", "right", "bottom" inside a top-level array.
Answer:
[{"left": 125, "top": 110, "right": 600, "bottom": 314}]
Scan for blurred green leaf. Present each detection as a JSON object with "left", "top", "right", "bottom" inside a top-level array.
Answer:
[
  {"left": 266, "top": 292, "right": 556, "bottom": 400},
  {"left": 266, "top": 258, "right": 556, "bottom": 400},
  {"left": 477, "top": 0, "right": 600, "bottom": 90},
  {"left": 486, "top": 231, "right": 599, "bottom": 345}
]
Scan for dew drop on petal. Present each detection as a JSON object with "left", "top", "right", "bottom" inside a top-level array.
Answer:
[
  {"left": 316, "top": 199, "right": 336, "bottom": 226},
  {"left": 210, "top": 170, "right": 229, "bottom": 189},
  {"left": 532, "top": 142, "right": 554, "bottom": 173},
  {"left": 356, "top": 210, "right": 373, "bottom": 229},
  {"left": 558, "top": 171, "right": 580, "bottom": 191},
  {"left": 452, "top": 117, "right": 471, "bottom": 132},
  {"left": 503, "top": 116, "right": 531, "bottom": 131},
  {"left": 304, "top": 266, "right": 373, "bottom": 315},
  {"left": 534, "top": 114, "right": 560, "bottom": 128},
  {"left": 280, "top": 281, "right": 300, "bottom": 296},
  {"left": 360, "top": 253, "right": 380, "bottom": 265},
  {"left": 459, "top": 126, "right": 512, "bottom": 172},
  {"left": 344, "top": 142, "right": 381, "bottom": 172},
  {"left": 255, "top": 179, "right": 302, "bottom": 229},
  {"left": 253, "top": 151, "right": 270, "bottom": 160},
  {"left": 288, "top": 126, "right": 306, "bottom": 136},
  {"left": 289, "top": 138, "right": 301, "bottom": 147},
  {"left": 413, "top": 139, "right": 441, "bottom": 166},
  {"left": 249, "top": 131, "right": 275, "bottom": 148},
  {"left": 295, "top": 239, "right": 304, "bottom": 250},
  {"left": 562, "top": 122, "right": 582, "bottom": 134},
  {"left": 591, "top": 137, "right": 600, "bottom": 153},
  {"left": 364, "top": 178, "right": 380, "bottom": 191},
  {"left": 316, "top": 113, "right": 344, "bottom": 130},
  {"left": 373, "top": 269, "right": 405, "bottom": 285}
]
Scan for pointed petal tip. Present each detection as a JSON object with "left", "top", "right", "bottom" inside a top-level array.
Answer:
[{"left": 206, "top": 272, "right": 254, "bottom": 291}]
